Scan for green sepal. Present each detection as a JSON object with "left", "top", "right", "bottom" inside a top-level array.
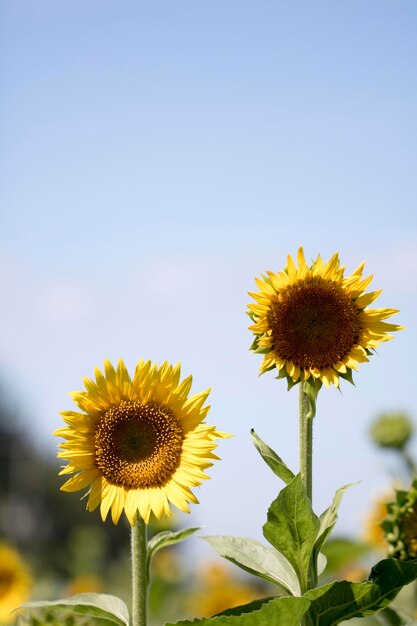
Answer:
[
  {"left": 304, "top": 378, "right": 322, "bottom": 419},
  {"left": 246, "top": 310, "right": 257, "bottom": 323},
  {"left": 162, "top": 595, "right": 311, "bottom": 625},
  {"left": 250, "top": 429, "right": 295, "bottom": 485},
  {"left": 15, "top": 594, "right": 129, "bottom": 626},
  {"left": 286, "top": 377, "right": 298, "bottom": 391},
  {"left": 263, "top": 474, "right": 320, "bottom": 592},
  {"left": 249, "top": 336, "right": 260, "bottom": 351},
  {"left": 253, "top": 346, "right": 272, "bottom": 355},
  {"left": 273, "top": 369, "right": 298, "bottom": 391},
  {"left": 338, "top": 368, "right": 355, "bottom": 386},
  {"left": 304, "top": 558, "right": 417, "bottom": 626}
]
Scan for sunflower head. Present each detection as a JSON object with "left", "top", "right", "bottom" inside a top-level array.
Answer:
[
  {"left": 363, "top": 493, "right": 392, "bottom": 552},
  {"left": 55, "top": 359, "right": 230, "bottom": 526},
  {"left": 370, "top": 412, "right": 413, "bottom": 450},
  {"left": 382, "top": 480, "right": 417, "bottom": 560},
  {"left": 248, "top": 247, "right": 403, "bottom": 391}
]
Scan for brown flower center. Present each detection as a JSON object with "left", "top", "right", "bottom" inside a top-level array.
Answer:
[
  {"left": 267, "top": 276, "right": 361, "bottom": 370},
  {"left": 94, "top": 400, "right": 184, "bottom": 489}
]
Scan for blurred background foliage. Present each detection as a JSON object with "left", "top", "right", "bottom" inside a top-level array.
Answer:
[{"left": 326, "top": 410, "right": 417, "bottom": 625}]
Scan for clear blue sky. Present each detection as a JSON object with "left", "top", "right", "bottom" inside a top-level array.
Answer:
[{"left": 1, "top": 1, "right": 417, "bottom": 546}]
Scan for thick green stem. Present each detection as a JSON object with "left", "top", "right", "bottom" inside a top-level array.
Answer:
[
  {"left": 299, "top": 382, "right": 313, "bottom": 503},
  {"left": 131, "top": 516, "right": 148, "bottom": 626},
  {"left": 299, "top": 382, "right": 316, "bottom": 626}
]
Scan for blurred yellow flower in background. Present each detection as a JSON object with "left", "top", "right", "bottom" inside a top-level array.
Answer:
[
  {"left": 363, "top": 493, "right": 392, "bottom": 552},
  {"left": 55, "top": 359, "right": 230, "bottom": 525},
  {"left": 188, "top": 561, "right": 263, "bottom": 618},
  {"left": 248, "top": 247, "right": 402, "bottom": 388},
  {"left": 0, "top": 542, "right": 32, "bottom": 624},
  {"left": 65, "top": 574, "right": 103, "bottom": 597}
]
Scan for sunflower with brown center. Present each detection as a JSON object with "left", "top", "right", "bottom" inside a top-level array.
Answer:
[
  {"left": 55, "top": 359, "right": 229, "bottom": 525},
  {"left": 248, "top": 247, "right": 403, "bottom": 388}
]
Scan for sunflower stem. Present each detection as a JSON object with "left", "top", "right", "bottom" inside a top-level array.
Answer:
[
  {"left": 299, "top": 381, "right": 313, "bottom": 503},
  {"left": 131, "top": 515, "right": 148, "bottom": 626},
  {"left": 299, "top": 380, "right": 317, "bottom": 621}
]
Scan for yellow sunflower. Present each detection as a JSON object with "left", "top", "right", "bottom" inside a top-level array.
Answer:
[
  {"left": 248, "top": 247, "right": 403, "bottom": 388},
  {"left": 55, "top": 359, "right": 229, "bottom": 525},
  {"left": 0, "top": 542, "right": 32, "bottom": 624},
  {"left": 363, "top": 492, "right": 392, "bottom": 552}
]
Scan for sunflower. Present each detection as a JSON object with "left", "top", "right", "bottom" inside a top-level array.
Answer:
[
  {"left": 248, "top": 247, "right": 403, "bottom": 388},
  {"left": 188, "top": 561, "right": 264, "bottom": 618},
  {"left": 363, "top": 493, "right": 392, "bottom": 552},
  {"left": 0, "top": 542, "right": 32, "bottom": 624},
  {"left": 55, "top": 359, "right": 229, "bottom": 525}
]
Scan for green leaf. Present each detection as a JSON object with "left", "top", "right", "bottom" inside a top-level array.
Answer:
[
  {"left": 16, "top": 594, "right": 129, "bottom": 626},
  {"left": 305, "top": 558, "right": 417, "bottom": 626},
  {"left": 148, "top": 527, "right": 200, "bottom": 557},
  {"left": 313, "top": 484, "right": 356, "bottom": 572},
  {"left": 163, "top": 595, "right": 310, "bottom": 625},
  {"left": 250, "top": 430, "right": 295, "bottom": 485},
  {"left": 202, "top": 535, "right": 301, "bottom": 596},
  {"left": 147, "top": 527, "right": 201, "bottom": 578},
  {"left": 263, "top": 474, "right": 320, "bottom": 591}
]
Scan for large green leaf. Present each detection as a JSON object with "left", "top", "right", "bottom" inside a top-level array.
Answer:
[
  {"left": 263, "top": 474, "right": 320, "bottom": 591},
  {"left": 250, "top": 430, "right": 295, "bottom": 485},
  {"left": 16, "top": 593, "right": 129, "bottom": 626},
  {"left": 163, "top": 595, "right": 310, "bottom": 625},
  {"left": 203, "top": 535, "right": 301, "bottom": 595},
  {"left": 305, "top": 558, "right": 417, "bottom": 626}
]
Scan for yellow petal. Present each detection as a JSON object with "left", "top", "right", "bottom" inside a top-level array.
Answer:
[
  {"left": 355, "top": 289, "right": 382, "bottom": 309},
  {"left": 111, "top": 487, "right": 127, "bottom": 524}
]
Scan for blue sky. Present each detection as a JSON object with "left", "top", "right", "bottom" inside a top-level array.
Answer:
[{"left": 1, "top": 1, "right": 417, "bottom": 547}]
